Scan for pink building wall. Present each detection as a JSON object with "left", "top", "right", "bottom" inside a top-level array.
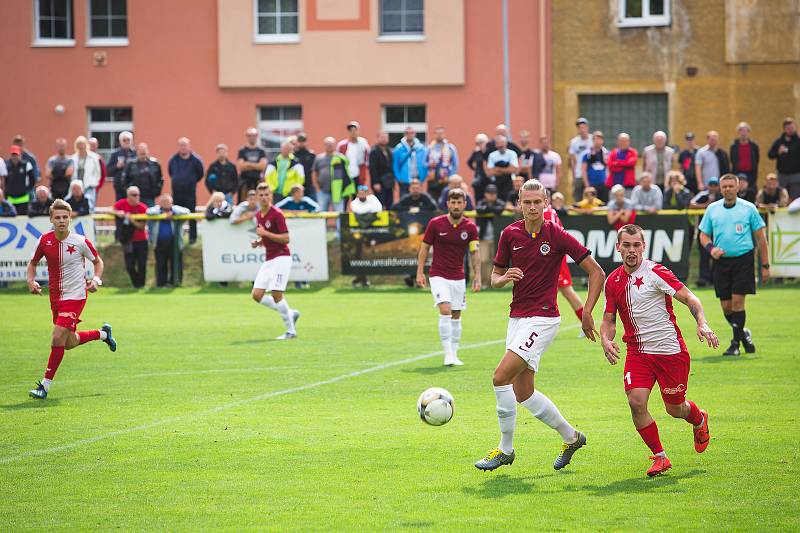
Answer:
[{"left": 0, "top": 0, "right": 551, "bottom": 207}]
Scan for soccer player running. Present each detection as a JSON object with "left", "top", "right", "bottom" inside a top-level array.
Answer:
[
  {"left": 250, "top": 183, "right": 300, "bottom": 340},
  {"left": 27, "top": 199, "right": 116, "bottom": 399},
  {"left": 475, "top": 179, "right": 605, "bottom": 472},
  {"left": 601, "top": 224, "right": 718, "bottom": 476},
  {"left": 416, "top": 188, "right": 481, "bottom": 366},
  {"left": 698, "top": 173, "right": 769, "bottom": 356}
]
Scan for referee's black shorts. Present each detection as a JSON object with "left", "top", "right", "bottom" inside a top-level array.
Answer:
[{"left": 712, "top": 250, "right": 756, "bottom": 299}]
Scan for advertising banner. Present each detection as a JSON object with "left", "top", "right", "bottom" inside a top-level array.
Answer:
[
  {"left": 340, "top": 211, "right": 437, "bottom": 275},
  {"left": 561, "top": 214, "right": 693, "bottom": 279},
  {"left": 768, "top": 210, "right": 800, "bottom": 277},
  {"left": 0, "top": 216, "right": 96, "bottom": 281},
  {"left": 200, "top": 218, "right": 329, "bottom": 282}
]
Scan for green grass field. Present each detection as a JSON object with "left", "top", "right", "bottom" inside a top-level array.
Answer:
[{"left": 1, "top": 286, "right": 798, "bottom": 531}]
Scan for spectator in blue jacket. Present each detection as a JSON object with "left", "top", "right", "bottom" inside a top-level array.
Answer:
[
  {"left": 168, "top": 137, "right": 204, "bottom": 244},
  {"left": 275, "top": 184, "right": 320, "bottom": 212},
  {"left": 146, "top": 194, "right": 191, "bottom": 287},
  {"left": 392, "top": 127, "right": 428, "bottom": 197},
  {"left": 425, "top": 126, "right": 459, "bottom": 200}
]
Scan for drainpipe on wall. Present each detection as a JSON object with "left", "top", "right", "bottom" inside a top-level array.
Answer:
[{"left": 502, "top": 0, "right": 511, "bottom": 138}]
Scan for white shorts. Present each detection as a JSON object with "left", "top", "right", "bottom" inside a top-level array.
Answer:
[
  {"left": 253, "top": 255, "right": 292, "bottom": 292},
  {"left": 429, "top": 276, "right": 467, "bottom": 311},
  {"left": 505, "top": 316, "right": 561, "bottom": 371}
]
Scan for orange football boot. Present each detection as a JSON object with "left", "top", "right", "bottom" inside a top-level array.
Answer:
[
  {"left": 693, "top": 410, "right": 710, "bottom": 453},
  {"left": 647, "top": 455, "right": 672, "bottom": 477}
]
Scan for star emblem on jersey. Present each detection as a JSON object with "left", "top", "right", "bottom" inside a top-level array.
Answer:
[
  {"left": 540, "top": 243, "right": 551, "bottom": 255},
  {"left": 633, "top": 276, "right": 644, "bottom": 289},
  {"left": 66, "top": 245, "right": 77, "bottom": 255}
]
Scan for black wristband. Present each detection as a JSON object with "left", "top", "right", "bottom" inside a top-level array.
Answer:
[
  {"left": 762, "top": 263, "right": 770, "bottom": 269},
  {"left": 704, "top": 242, "right": 714, "bottom": 253}
]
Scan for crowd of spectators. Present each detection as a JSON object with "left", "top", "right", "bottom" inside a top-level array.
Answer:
[{"left": 1, "top": 116, "right": 798, "bottom": 288}]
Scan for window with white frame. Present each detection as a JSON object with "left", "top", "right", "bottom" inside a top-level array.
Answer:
[
  {"left": 257, "top": 106, "right": 303, "bottom": 160},
  {"left": 88, "top": 0, "right": 128, "bottom": 44},
  {"left": 34, "top": 0, "right": 75, "bottom": 44},
  {"left": 254, "top": 0, "right": 299, "bottom": 43},
  {"left": 87, "top": 107, "right": 133, "bottom": 161},
  {"left": 382, "top": 105, "right": 426, "bottom": 147},
  {"left": 380, "top": 0, "right": 424, "bottom": 37},
  {"left": 617, "top": 0, "right": 670, "bottom": 28}
]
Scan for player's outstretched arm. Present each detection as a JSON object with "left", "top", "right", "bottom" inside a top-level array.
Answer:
[
  {"left": 578, "top": 255, "right": 605, "bottom": 342},
  {"left": 673, "top": 286, "right": 719, "bottom": 349},
  {"left": 416, "top": 243, "right": 430, "bottom": 288},
  {"left": 599, "top": 312, "right": 621, "bottom": 365}
]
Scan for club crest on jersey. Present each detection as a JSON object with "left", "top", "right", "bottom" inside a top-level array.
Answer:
[
  {"left": 735, "top": 223, "right": 744, "bottom": 233},
  {"left": 540, "top": 243, "right": 551, "bottom": 255},
  {"left": 265, "top": 221, "right": 272, "bottom": 229},
  {"left": 460, "top": 231, "right": 468, "bottom": 240}
]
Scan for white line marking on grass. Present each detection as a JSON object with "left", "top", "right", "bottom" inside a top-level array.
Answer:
[{"left": 1, "top": 323, "right": 582, "bottom": 464}]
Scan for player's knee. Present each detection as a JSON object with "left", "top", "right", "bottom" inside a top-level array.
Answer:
[
  {"left": 627, "top": 394, "right": 648, "bottom": 413},
  {"left": 271, "top": 291, "right": 283, "bottom": 303},
  {"left": 451, "top": 310, "right": 461, "bottom": 320},
  {"left": 51, "top": 327, "right": 68, "bottom": 346},
  {"left": 664, "top": 401, "right": 684, "bottom": 418},
  {"left": 251, "top": 290, "right": 263, "bottom": 303},
  {"left": 492, "top": 369, "right": 511, "bottom": 387}
]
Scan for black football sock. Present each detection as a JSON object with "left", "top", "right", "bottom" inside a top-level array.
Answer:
[{"left": 730, "top": 311, "right": 745, "bottom": 343}]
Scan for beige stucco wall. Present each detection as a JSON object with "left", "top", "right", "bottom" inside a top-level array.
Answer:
[
  {"left": 218, "top": 0, "right": 465, "bottom": 87},
  {"left": 552, "top": 0, "right": 800, "bottom": 200}
]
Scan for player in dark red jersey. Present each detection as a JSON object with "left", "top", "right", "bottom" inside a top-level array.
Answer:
[
  {"left": 250, "top": 183, "right": 300, "bottom": 340},
  {"left": 475, "top": 179, "right": 605, "bottom": 472},
  {"left": 543, "top": 201, "right": 586, "bottom": 334},
  {"left": 417, "top": 188, "right": 481, "bottom": 366},
  {"left": 601, "top": 224, "right": 718, "bottom": 476},
  {"left": 26, "top": 199, "right": 116, "bottom": 399}
]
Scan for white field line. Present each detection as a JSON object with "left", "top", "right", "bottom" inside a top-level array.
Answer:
[{"left": 1, "top": 323, "right": 582, "bottom": 464}]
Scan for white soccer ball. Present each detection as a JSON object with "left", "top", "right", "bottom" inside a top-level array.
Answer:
[{"left": 417, "top": 387, "right": 454, "bottom": 426}]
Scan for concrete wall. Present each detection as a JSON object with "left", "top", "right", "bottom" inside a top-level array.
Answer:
[{"left": 552, "top": 0, "right": 800, "bottom": 201}]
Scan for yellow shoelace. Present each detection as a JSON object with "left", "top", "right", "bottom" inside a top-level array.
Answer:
[{"left": 485, "top": 449, "right": 502, "bottom": 460}]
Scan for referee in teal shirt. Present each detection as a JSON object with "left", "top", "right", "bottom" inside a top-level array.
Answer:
[{"left": 699, "top": 174, "right": 770, "bottom": 356}]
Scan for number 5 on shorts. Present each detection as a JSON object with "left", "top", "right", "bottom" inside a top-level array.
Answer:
[{"left": 519, "top": 330, "right": 538, "bottom": 351}]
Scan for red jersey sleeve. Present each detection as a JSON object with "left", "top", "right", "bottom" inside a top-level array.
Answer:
[
  {"left": 554, "top": 224, "right": 590, "bottom": 264},
  {"left": 651, "top": 263, "right": 684, "bottom": 295},
  {"left": 603, "top": 276, "right": 618, "bottom": 314},
  {"left": 82, "top": 238, "right": 99, "bottom": 260},
  {"left": 493, "top": 227, "right": 512, "bottom": 267},
  {"left": 31, "top": 236, "right": 45, "bottom": 263},
  {"left": 422, "top": 219, "right": 436, "bottom": 245},
  {"left": 274, "top": 211, "right": 289, "bottom": 234},
  {"left": 468, "top": 221, "right": 479, "bottom": 242}
]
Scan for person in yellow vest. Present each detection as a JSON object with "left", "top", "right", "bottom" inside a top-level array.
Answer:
[{"left": 265, "top": 141, "right": 305, "bottom": 201}]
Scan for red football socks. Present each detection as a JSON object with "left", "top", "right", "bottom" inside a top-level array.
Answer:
[
  {"left": 637, "top": 421, "right": 664, "bottom": 454},
  {"left": 77, "top": 330, "right": 101, "bottom": 345},
  {"left": 44, "top": 346, "right": 65, "bottom": 380},
  {"left": 685, "top": 400, "right": 704, "bottom": 426},
  {"left": 574, "top": 307, "right": 584, "bottom": 320}
]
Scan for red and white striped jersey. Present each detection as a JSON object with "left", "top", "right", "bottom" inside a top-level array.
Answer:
[
  {"left": 604, "top": 260, "right": 687, "bottom": 356},
  {"left": 543, "top": 206, "right": 562, "bottom": 227},
  {"left": 31, "top": 231, "right": 98, "bottom": 302}
]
